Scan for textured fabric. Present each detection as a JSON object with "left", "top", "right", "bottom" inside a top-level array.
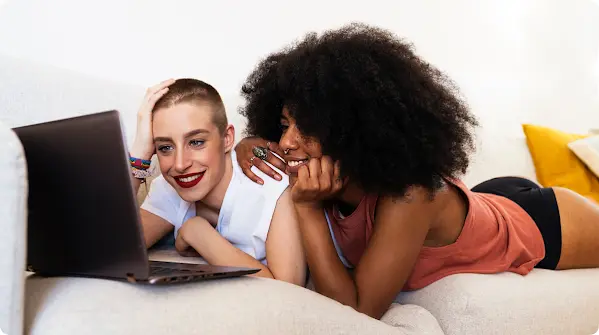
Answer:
[
  {"left": 141, "top": 151, "right": 289, "bottom": 263},
  {"left": 396, "top": 268, "right": 599, "bottom": 335},
  {"left": 150, "top": 250, "right": 446, "bottom": 334},
  {"left": 25, "top": 276, "right": 418, "bottom": 335},
  {"left": 325, "top": 194, "right": 377, "bottom": 267},
  {"left": 0, "top": 123, "right": 27, "bottom": 335},
  {"left": 381, "top": 304, "right": 444, "bottom": 335},
  {"left": 325, "top": 179, "right": 544, "bottom": 291}
]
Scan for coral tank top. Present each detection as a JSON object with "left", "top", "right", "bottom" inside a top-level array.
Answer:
[{"left": 325, "top": 179, "right": 545, "bottom": 291}]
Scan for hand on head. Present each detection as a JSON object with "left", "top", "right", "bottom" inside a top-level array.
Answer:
[{"left": 130, "top": 79, "right": 176, "bottom": 160}]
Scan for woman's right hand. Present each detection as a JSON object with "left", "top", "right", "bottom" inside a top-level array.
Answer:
[
  {"left": 129, "top": 79, "right": 176, "bottom": 160},
  {"left": 234, "top": 136, "right": 287, "bottom": 185}
]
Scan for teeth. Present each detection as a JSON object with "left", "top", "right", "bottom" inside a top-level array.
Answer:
[
  {"left": 288, "top": 160, "right": 307, "bottom": 167},
  {"left": 178, "top": 174, "right": 201, "bottom": 183}
]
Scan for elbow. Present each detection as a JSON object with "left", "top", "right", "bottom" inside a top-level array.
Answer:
[
  {"left": 356, "top": 304, "right": 385, "bottom": 320},
  {"left": 353, "top": 293, "right": 385, "bottom": 320},
  {"left": 274, "top": 273, "right": 306, "bottom": 287}
]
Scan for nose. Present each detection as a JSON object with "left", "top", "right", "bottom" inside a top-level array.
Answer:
[
  {"left": 174, "top": 147, "right": 193, "bottom": 173},
  {"left": 279, "top": 126, "right": 299, "bottom": 155}
]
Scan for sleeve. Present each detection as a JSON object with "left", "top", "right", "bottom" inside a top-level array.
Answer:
[{"left": 140, "top": 175, "right": 180, "bottom": 227}]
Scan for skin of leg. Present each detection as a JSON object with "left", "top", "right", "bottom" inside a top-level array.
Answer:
[{"left": 553, "top": 187, "right": 599, "bottom": 269}]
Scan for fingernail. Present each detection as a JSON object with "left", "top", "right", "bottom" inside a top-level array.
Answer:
[
  {"left": 275, "top": 175, "right": 282, "bottom": 181},
  {"left": 258, "top": 179, "right": 264, "bottom": 185}
]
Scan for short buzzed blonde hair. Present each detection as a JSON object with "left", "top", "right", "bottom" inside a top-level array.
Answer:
[{"left": 153, "top": 78, "right": 228, "bottom": 134}]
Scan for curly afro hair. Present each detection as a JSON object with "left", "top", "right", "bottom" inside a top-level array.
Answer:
[{"left": 239, "top": 23, "right": 478, "bottom": 197}]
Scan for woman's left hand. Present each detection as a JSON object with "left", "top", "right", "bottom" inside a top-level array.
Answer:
[{"left": 292, "top": 156, "right": 345, "bottom": 207}]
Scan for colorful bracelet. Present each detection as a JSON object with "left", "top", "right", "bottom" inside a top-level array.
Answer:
[
  {"left": 129, "top": 155, "right": 152, "bottom": 170},
  {"left": 131, "top": 166, "right": 153, "bottom": 180}
]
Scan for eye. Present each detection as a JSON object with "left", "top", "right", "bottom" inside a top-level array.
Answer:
[
  {"left": 280, "top": 123, "right": 289, "bottom": 132},
  {"left": 190, "top": 139, "right": 205, "bottom": 147},
  {"left": 157, "top": 145, "right": 173, "bottom": 153}
]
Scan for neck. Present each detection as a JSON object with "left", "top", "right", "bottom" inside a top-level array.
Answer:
[
  {"left": 336, "top": 181, "right": 365, "bottom": 208},
  {"left": 199, "top": 151, "right": 233, "bottom": 212}
]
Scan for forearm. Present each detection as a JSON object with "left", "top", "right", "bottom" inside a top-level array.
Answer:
[
  {"left": 184, "top": 225, "right": 274, "bottom": 279},
  {"left": 131, "top": 176, "right": 143, "bottom": 195},
  {"left": 129, "top": 147, "right": 151, "bottom": 196},
  {"left": 296, "top": 205, "right": 358, "bottom": 308}
]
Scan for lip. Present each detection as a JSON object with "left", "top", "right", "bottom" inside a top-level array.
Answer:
[{"left": 173, "top": 172, "right": 204, "bottom": 189}]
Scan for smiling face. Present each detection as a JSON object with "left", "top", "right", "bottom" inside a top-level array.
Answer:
[
  {"left": 152, "top": 102, "right": 234, "bottom": 203},
  {"left": 278, "top": 107, "right": 323, "bottom": 186}
]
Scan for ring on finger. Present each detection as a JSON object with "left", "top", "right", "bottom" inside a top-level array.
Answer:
[
  {"left": 266, "top": 142, "right": 272, "bottom": 150},
  {"left": 250, "top": 156, "right": 256, "bottom": 166},
  {"left": 252, "top": 146, "right": 268, "bottom": 161}
]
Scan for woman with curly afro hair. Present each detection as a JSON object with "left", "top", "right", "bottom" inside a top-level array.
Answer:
[{"left": 234, "top": 23, "right": 599, "bottom": 319}]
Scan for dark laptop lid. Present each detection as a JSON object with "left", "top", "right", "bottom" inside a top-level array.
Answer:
[{"left": 13, "top": 110, "right": 150, "bottom": 280}]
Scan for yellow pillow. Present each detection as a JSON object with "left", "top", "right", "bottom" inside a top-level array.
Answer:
[{"left": 522, "top": 124, "right": 599, "bottom": 202}]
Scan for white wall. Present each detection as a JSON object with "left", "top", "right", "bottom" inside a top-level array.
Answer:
[{"left": 0, "top": 0, "right": 598, "bottom": 184}]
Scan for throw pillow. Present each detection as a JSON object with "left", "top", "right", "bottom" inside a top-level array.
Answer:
[
  {"left": 568, "top": 135, "right": 599, "bottom": 180},
  {"left": 522, "top": 124, "right": 599, "bottom": 202}
]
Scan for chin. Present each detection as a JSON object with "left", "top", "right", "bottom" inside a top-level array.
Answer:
[
  {"left": 176, "top": 185, "right": 210, "bottom": 202},
  {"left": 166, "top": 178, "right": 209, "bottom": 203}
]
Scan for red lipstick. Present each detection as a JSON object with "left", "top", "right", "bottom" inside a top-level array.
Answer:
[{"left": 173, "top": 172, "right": 204, "bottom": 189}]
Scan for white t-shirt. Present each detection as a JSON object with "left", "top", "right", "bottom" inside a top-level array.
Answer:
[{"left": 140, "top": 151, "right": 289, "bottom": 264}]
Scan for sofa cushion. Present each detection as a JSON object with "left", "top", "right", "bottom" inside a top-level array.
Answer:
[
  {"left": 25, "top": 275, "right": 443, "bottom": 335},
  {"left": 0, "top": 123, "right": 27, "bottom": 335},
  {"left": 522, "top": 124, "right": 599, "bottom": 202},
  {"left": 396, "top": 268, "right": 599, "bottom": 335}
]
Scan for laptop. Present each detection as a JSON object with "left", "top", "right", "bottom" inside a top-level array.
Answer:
[{"left": 13, "top": 110, "right": 259, "bottom": 284}]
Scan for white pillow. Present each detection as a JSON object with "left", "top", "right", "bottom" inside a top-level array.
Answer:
[{"left": 568, "top": 135, "right": 599, "bottom": 178}]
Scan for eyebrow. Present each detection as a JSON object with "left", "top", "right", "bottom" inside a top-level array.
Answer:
[{"left": 153, "top": 129, "right": 210, "bottom": 143}]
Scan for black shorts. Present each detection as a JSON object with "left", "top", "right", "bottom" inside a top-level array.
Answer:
[{"left": 471, "top": 176, "right": 562, "bottom": 270}]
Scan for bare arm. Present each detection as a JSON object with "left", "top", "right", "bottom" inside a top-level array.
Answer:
[
  {"left": 128, "top": 79, "right": 176, "bottom": 249},
  {"left": 264, "top": 189, "right": 307, "bottom": 286},
  {"left": 139, "top": 209, "right": 173, "bottom": 248},
  {"left": 297, "top": 188, "right": 434, "bottom": 319},
  {"left": 175, "top": 216, "right": 275, "bottom": 279}
]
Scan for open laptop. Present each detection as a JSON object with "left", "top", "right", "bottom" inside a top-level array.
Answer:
[{"left": 13, "top": 110, "right": 259, "bottom": 284}]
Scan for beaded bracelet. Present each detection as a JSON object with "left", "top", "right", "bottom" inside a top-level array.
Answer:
[
  {"left": 129, "top": 156, "right": 152, "bottom": 170},
  {"left": 131, "top": 166, "right": 153, "bottom": 180},
  {"left": 129, "top": 154, "right": 153, "bottom": 181}
]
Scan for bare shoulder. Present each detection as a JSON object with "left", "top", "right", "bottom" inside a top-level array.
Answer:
[
  {"left": 273, "top": 188, "right": 294, "bottom": 215},
  {"left": 378, "top": 184, "right": 446, "bottom": 208},
  {"left": 374, "top": 184, "right": 455, "bottom": 233}
]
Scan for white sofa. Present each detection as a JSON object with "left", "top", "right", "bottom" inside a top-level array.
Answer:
[{"left": 1, "top": 54, "right": 599, "bottom": 335}]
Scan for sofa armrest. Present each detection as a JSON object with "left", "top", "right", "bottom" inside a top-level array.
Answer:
[{"left": 0, "top": 122, "right": 27, "bottom": 335}]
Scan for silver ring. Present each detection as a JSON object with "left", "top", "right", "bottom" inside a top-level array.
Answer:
[
  {"left": 252, "top": 146, "right": 268, "bottom": 160},
  {"left": 250, "top": 156, "right": 256, "bottom": 165}
]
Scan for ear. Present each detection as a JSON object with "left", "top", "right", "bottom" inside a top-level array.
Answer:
[{"left": 223, "top": 124, "right": 235, "bottom": 153}]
